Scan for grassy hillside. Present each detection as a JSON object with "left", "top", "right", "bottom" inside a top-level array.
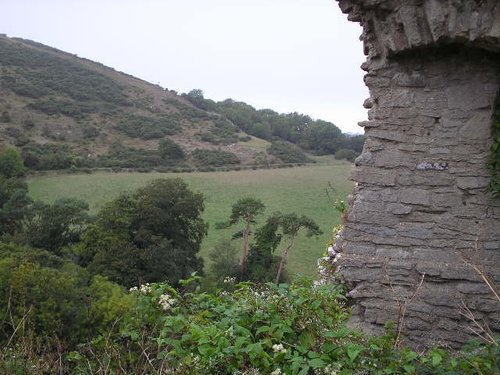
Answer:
[
  {"left": 0, "top": 35, "right": 362, "bottom": 172},
  {"left": 28, "top": 160, "right": 354, "bottom": 276},
  {"left": 0, "top": 35, "right": 282, "bottom": 170}
]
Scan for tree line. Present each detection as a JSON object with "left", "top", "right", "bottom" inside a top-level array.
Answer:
[{"left": 182, "top": 89, "right": 365, "bottom": 160}]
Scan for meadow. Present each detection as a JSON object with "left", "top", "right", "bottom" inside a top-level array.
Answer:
[{"left": 28, "top": 160, "right": 353, "bottom": 276}]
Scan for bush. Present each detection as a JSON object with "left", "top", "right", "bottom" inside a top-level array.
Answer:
[
  {"left": 191, "top": 149, "right": 240, "bottom": 167},
  {"left": 98, "top": 143, "right": 164, "bottom": 168},
  {"left": 267, "top": 141, "right": 313, "bottom": 164},
  {"left": 21, "top": 143, "right": 90, "bottom": 170},
  {"left": 0, "top": 243, "right": 132, "bottom": 347},
  {"left": 76, "top": 178, "right": 207, "bottom": 288},
  {"left": 0, "top": 148, "right": 25, "bottom": 178},
  {"left": 158, "top": 138, "right": 185, "bottom": 160},
  {"left": 68, "top": 278, "right": 499, "bottom": 374},
  {"left": 115, "top": 114, "right": 180, "bottom": 139},
  {"left": 335, "top": 148, "right": 358, "bottom": 162}
]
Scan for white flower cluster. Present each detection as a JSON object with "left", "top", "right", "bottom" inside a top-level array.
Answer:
[
  {"left": 270, "top": 369, "right": 282, "bottom": 375},
  {"left": 158, "top": 293, "right": 176, "bottom": 311},
  {"left": 317, "top": 232, "right": 344, "bottom": 282},
  {"left": 223, "top": 276, "right": 236, "bottom": 284},
  {"left": 272, "top": 343, "right": 287, "bottom": 354},
  {"left": 129, "top": 283, "right": 152, "bottom": 294},
  {"left": 140, "top": 283, "right": 152, "bottom": 294},
  {"left": 321, "top": 363, "right": 341, "bottom": 375}
]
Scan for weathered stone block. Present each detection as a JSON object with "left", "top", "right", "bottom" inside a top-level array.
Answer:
[
  {"left": 446, "top": 83, "right": 492, "bottom": 110},
  {"left": 400, "top": 188, "right": 431, "bottom": 205}
]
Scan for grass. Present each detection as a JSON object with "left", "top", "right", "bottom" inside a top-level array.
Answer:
[
  {"left": 28, "top": 161, "right": 353, "bottom": 276},
  {"left": 238, "top": 134, "right": 272, "bottom": 152}
]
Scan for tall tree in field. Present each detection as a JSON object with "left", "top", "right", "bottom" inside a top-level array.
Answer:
[
  {"left": 217, "top": 197, "right": 265, "bottom": 277},
  {"left": 273, "top": 213, "right": 322, "bottom": 284}
]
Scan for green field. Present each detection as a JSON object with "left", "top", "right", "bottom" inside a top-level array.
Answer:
[{"left": 28, "top": 161, "right": 353, "bottom": 276}]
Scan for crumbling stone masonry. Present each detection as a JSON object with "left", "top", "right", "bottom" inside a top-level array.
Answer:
[{"left": 333, "top": 0, "right": 500, "bottom": 348}]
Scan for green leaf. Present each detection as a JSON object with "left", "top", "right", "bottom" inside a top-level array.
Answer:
[
  {"left": 256, "top": 325, "right": 270, "bottom": 335},
  {"left": 403, "top": 364, "right": 415, "bottom": 373},
  {"left": 431, "top": 352, "right": 442, "bottom": 366},
  {"left": 309, "top": 358, "right": 326, "bottom": 369},
  {"left": 347, "top": 344, "right": 362, "bottom": 362}
]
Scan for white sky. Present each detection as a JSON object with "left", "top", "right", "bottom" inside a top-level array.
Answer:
[{"left": 0, "top": 0, "right": 368, "bottom": 134}]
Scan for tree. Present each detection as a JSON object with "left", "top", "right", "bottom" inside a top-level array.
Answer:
[
  {"left": 158, "top": 138, "right": 185, "bottom": 161},
  {"left": 0, "top": 148, "right": 25, "bottom": 178},
  {"left": 0, "top": 178, "right": 32, "bottom": 236},
  {"left": 247, "top": 214, "right": 283, "bottom": 282},
  {"left": 272, "top": 213, "right": 322, "bottom": 284},
  {"left": 335, "top": 148, "right": 358, "bottom": 162},
  {"left": 23, "top": 198, "right": 90, "bottom": 254},
  {"left": 208, "top": 239, "right": 240, "bottom": 284},
  {"left": 217, "top": 197, "right": 265, "bottom": 277},
  {"left": 0, "top": 149, "right": 31, "bottom": 236},
  {"left": 77, "top": 178, "right": 207, "bottom": 287}
]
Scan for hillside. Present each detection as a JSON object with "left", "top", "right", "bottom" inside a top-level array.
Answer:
[{"left": 0, "top": 35, "right": 363, "bottom": 171}]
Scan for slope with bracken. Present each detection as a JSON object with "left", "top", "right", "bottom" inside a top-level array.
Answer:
[{"left": 0, "top": 34, "right": 281, "bottom": 170}]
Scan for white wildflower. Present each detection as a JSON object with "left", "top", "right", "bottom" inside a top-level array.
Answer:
[
  {"left": 272, "top": 343, "right": 286, "bottom": 354},
  {"left": 139, "top": 283, "right": 152, "bottom": 294},
  {"left": 327, "top": 246, "right": 336, "bottom": 256},
  {"left": 129, "top": 286, "right": 138, "bottom": 292},
  {"left": 270, "top": 369, "right": 282, "bottom": 375},
  {"left": 223, "top": 276, "right": 236, "bottom": 284},
  {"left": 158, "top": 293, "right": 176, "bottom": 311}
]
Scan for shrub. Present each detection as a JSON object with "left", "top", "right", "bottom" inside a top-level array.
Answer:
[
  {"left": 21, "top": 143, "right": 90, "bottom": 170},
  {"left": 335, "top": 148, "right": 358, "bottom": 162},
  {"left": 158, "top": 138, "right": 185, "bottom": 160},
  {"left": 0, "top": 243, "right": 133, "bottom": 348},
  {"left": 115, "top": 114, "right": 180, "bottom": 139},
  {"left": 267, "top": 141, "right": 313, "bottom": 164},
  {"left": 191, "top": 149, "right": 240, "bottom": 167}
]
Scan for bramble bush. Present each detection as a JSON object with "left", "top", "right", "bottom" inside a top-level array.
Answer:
[{"left": 67, "top": 276, "right": 499, "bottom": 375}]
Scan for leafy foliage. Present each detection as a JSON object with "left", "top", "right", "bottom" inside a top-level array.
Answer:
[
  {"left": 267, "top": 141, "right": 313, "bottom": 164},
  {"left": 66, "top": 278, "right": 499, "bottom": 375},
  {"left": 208, "top": 239, "right": 240, "bottom": 284},
  {"left": 335, "top": 148, "right": 358, "bottom": 162},
  {"left": 0, "top": 148, "right": 25, "bottom": 178},
  {"left": 21, "top": 143, "right": 89, "bottom": 170},
  {"left": 0, "top": 37, "right": 129, "bottom": 107},
  {"left": 191, "top": 149, "right": 240, "bottom": 167},
  {"left": 98, "top": 142, "right": 163, "bottom": 168},
  {"left": 76, "top": 178, "right": 207, "bottom": 287},
  {"left": 0, "top": 149, "right": 31, "bottom": 236},
  {"left": 159, "top": 138, "right": 185, "bottom": 160},
  {"left": 184, "top": 93, "right": 365, "bottom": 157},
  {"left": 217, "top": 197, "right": 266, "bottom": 278},
  {"left": 115, "top": 114, "right": 180, "bottom": 139},
  {"left": 22, "top": 198, "right": 90, "bottom": 254},
  {"left": 0, "top": 243, "right": 133, "bottom": 349}
]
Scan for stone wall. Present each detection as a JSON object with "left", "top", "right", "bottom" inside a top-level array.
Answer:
[{"left": 331, "top": 0, "right": 500, "bottom": 348}]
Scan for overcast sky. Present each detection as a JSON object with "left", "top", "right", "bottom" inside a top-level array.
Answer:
[{"left": 1, "top": 0, "right": 368, "bottom": 134}]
